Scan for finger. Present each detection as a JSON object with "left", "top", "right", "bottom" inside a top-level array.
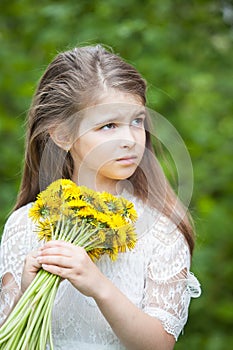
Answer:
[
  {"left": 40, "top": 243, "right": 86, "bottom": 258},
  {"left": 40, "top": 240, "right": 74, "bottom": 250},
  {"left": 24, "top": 250, "right": 42, "bottom": 268},
  {"left": 25, "top": 250, "right": 40, "bottom": 260},
  {"left": 30, "top": 250, "right": 40, "bottom": 258},
  {"left": 37, "top": 254, "right": 74, "bottom": 268},
  {"left": 41, "top": 264, "right": 68, "bottom": 278},
  {"left": 39, "top": 241, "right": 79, "bottom": 255},
  {"left": 39, "top": 247, "right": 71, "bottom": 258}
]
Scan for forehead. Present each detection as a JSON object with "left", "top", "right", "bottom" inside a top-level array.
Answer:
[
  {"left": 77, "top": 101, "right": 145, "bottom": 134},
  {"left": 99, "top": 89, "right": 143, "bottom": 105}
]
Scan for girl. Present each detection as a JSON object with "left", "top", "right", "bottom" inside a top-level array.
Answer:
[{"left": 0, "top": 45, "right": 201, "bottom": 349}]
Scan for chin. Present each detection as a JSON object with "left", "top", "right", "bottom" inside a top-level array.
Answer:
[{"left": 114, "top": 172, "right": 136, "bottom": 181}]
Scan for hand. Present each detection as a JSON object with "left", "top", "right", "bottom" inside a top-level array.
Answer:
[
  {"left": 37, "top": 240, "right": 108, "bottom": 298},
  {"left": 21, "top": 250, "right": 42, "bottom": 293}
]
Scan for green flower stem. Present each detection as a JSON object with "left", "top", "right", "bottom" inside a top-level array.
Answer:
[
  {"left": 0, "top": 304, "right": 31, "bottom": 342},
  {"left": 19, "top": 277, "right": 55, "bottom": 350},
  {"left": 48, "top": 321, "right": 54, "bottom": 350},
  {"left": 0, "top": 269, "right": 51, "bottom": 337},
  {"left": 75, "top": 226, "right": 99, "bottom": 246},
  {"left": 2, "top": 319, "right": 26, "bottom": 350},
  {"left": 0, "top": 270, "right": 56, "bottom": 348},
  {"left": 53, "top": 217, "right": 63, "bottom": 240},
  {"left": 28, "top": 289, "right": 54, "bottom": 350},
  {"left": 0, "top": 272, "right": 60, "bottom": 350},
  {"left": 27, "top": 299, "right": 48, "bottom": 349},
  {"left": 12, "top": 276, "right": 53, "bottom": 350},
  {"left": 64, "top": 223, "right": 81, "bottom": 242},
  {"left": 39, "top": 275, "right": 60, "bottom": 350},
  {"left": 4, "top": 317, "right": 27, "bottom": 350},
  {"left": 30, "top": 274, "right": 58, "bottom": 349},
  {"left": 82, "top": 236, "right": 105, "bottom": 250}
]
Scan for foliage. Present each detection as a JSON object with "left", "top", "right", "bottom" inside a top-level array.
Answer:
[{"left": 0, "top": 0, "right": 232, "bottom": 348}]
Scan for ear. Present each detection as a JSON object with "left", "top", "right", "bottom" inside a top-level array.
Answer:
[{"left": 49, "top": 126, "right": 72, "bottom": 152}]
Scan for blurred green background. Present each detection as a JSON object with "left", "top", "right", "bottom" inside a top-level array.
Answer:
[{"left": 0, "top": 0, "right": 232, "bottom": 348}]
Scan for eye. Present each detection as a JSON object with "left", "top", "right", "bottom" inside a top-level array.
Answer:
[
  {"left": 131, "top": 117, "right": 144, "bottom": 127},
  {"left": 100, "top": 123, "right": 117, "bottom": 130}
]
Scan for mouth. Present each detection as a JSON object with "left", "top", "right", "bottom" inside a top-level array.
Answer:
[{"left": 116, "top": 155, "right": 138, "bottom": 165}]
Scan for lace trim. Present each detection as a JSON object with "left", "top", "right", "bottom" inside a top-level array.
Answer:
[
  {"left": 187, "top": 272, "right": 201, "bottom": 298},
  {"left": 144, "top": 307, "right": 184, "bottom": 341}
]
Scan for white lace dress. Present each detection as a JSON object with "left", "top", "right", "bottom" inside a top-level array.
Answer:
[{"left": 0, "top": 194, "right": 201, "bottom": 349}]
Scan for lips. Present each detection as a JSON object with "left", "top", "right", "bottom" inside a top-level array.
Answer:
[{"left": 116, "top": 155, "right": 137, "bottom": 165}]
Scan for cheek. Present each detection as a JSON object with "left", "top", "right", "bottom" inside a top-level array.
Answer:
[
  {"left": 140, "top": 129, "right": 146, "bottom": 145},
  {"left": 136, "top": 131, "right": 146, "bottom": 154},
  {"left": 73, "top": 140, "right": 114, "bottom": 169}
]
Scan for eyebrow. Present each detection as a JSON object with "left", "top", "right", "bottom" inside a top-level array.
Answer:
[{"left": 93, "top": 108, "right": 146, "bottom": 127}]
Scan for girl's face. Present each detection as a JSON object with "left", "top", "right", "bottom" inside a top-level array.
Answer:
[{"left": 70, "top": 90, "right": 146, "bottom": 193}]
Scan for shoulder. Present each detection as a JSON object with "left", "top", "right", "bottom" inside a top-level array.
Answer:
[
  {"left": 145, "top": 211, "right": 191, "bottom": 275},
  {"left": 129, "top": 195, "right": 191, "bottom": 269},
  {"left": 131, "top": 193, "right": 186, "bottom": 245},
  {"left": 5, "top": 203, "right": 33, "bottom": 225},
  {"left": 115, "top": 191, "right": 190, "bottom": 260},
  {"left": 0, "top": 203, "right": 37, "bottom": 278},
  {"left": 2, "top": 203, "right": 34, "bottom": 241},
  {"left": 151, "top": 211, "right": 185, "bottom": 245}
]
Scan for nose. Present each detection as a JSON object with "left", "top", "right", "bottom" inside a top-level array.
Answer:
[{"left": 119, "top": 126, "right": 136, "bottom": 149}]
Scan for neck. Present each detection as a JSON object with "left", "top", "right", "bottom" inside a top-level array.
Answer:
[{"left": 71, "top": 168, "right": 121, "bottom": 194}]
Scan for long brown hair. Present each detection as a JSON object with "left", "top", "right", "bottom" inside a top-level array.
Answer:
[{"left": 15, "top": 44, "right": 195, "bottom": 254}]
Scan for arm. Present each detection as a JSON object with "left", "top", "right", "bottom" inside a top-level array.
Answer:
[
  {"left": 37, "top": 240, "right": 175, "bottom": 350},
  {"left": 95, "top": 275, "right": 175, "bottom": 350},
  {"left": 0, "top": 204, "right": 39, "bottom": 326},
  {"left": 0, "top": 273, "right": 22, "bottom": 326}
]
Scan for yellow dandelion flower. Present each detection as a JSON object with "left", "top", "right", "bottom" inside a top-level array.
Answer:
[
  {"left": 48, "top": 212, "right": 74, "bottom": 225},
  {"left": 36, "top": 219, "right": 53, "bottom": 241},
  {"left": 87, "top": 248, "right": 104, "bottom": 261},
  {"left": 67, "top": 199, "right": 89, "bottom": 209},
  {"left": 125, "top": 224, "right": 137, "bottom": 249},
  {"left": 29, "top": 198, "right": 50, "bottom": 221},
  {"left": 79, "top": 186, "right": 99, "bottom": 205},
  {"left": 89, "top": 229, "right": 106, "bottom": 243},
  {"left": 77, "top": 206, "right": 99, "bottom": 218},
  {"left": 108, "top": 214, "right": 127, "bottom": 229},
  {"left": 115, "top": 226, "right": 127, "bottom": 246},
  {"left": 59, "top": 205, "right": 75, "bottom": 218},
  {"left": 43, "top": 179, "right": 80, "bottom": 202},
  {"left": 112, "top": 236, "right": 119, "bottom": 248},
  {"left": 101, "top": 192, "right": 122, "bottom": 213},
  {"left": 91, "top": 198, "right": 108, "bottom": 213},
  {"left": 62, "top": 185, "right": 81, "bottom": 201},
  {"left": 94, "top": 212, "right": 111, "bottom": 225},
  {"left": 99, "top": 229, "right": 106, "bottom": 242},
  {"left": 118, "top": 197, "right": 138, "bottom": 222},
  {"left": 106, "top": 245, "right": 119, "bottom": 261},
  {"left": 102, "top": 231, "right": 115, "bottom": 249},
  {"left": 116, "top": 224, "right": 137, "bottom": 252},
  {"left": 44, "top": 196, "right": 65, "bottom": 212},
  {"left": 46, "top": 179, "right": 74, "bottom": 192}
]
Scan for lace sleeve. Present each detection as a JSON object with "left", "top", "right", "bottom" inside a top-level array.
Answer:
[
  {"left": 142, "top": 224, "right": 201, "bottom": 341},
  {"left": 0, "top": 203, "right": 38, "bottom": 326}
]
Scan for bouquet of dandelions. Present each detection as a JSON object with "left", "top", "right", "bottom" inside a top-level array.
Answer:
[{"left": 0, "top": 179, "right": 137, "bottom": 350}]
